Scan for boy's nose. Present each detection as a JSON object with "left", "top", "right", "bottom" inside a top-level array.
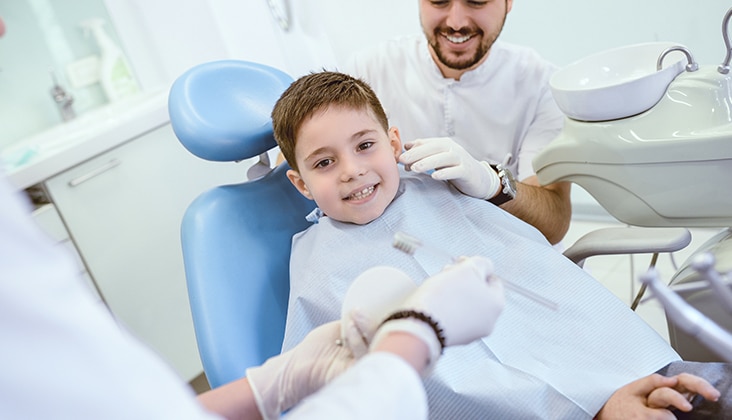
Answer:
[{"left": 339, "top": 156, "right": 366, "bottom": 182}]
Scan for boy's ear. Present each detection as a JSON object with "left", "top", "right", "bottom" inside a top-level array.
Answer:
[
  {"left": 286, "top": 169, "right": 314, "bottom": 200},
  {"left": 388, "top": 126, "right": 402, "bottom": 160}
]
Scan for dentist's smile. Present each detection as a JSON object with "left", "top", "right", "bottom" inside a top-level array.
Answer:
[{"left": 445, "top": 33, "right": 472, "bottom": 44}]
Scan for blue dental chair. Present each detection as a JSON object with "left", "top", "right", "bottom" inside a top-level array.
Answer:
[{"left": 168, "top": 60, "right": 315, "bottom": 388}]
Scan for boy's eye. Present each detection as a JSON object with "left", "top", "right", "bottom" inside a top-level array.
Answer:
[
  {"left": 314, "top": 158, "right": 333, "bottom": 169},
  {"left": 358, "top": 141, "right": 374, "bottom": 151}
]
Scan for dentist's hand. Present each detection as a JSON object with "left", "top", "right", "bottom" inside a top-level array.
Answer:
[
  {"left": 371, "top": 256, "right": 505, "bottom": 371},
  {"left": 341, "top": 266, "right": 418, "bottom": 358},
  {"left": 399, "top": 137, "right": 501, "bottom": 200},
  {"left": 246, "top": 321, "right": 356, "bottom": 420}
]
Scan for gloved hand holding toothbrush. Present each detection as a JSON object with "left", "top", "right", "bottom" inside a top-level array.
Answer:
[
  {"left": 399, "top": 137, "right": 502, "bottom": 200},
  {"left": 245, "top": 258, "right": 504, "bottom": 419},
  {"left": 342, "top": 256, "right": 506, "bottom": 373}
]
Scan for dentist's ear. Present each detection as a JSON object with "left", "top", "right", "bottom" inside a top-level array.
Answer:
[
  {"left": 388, "top": 126, "right": 402, "bottom": 160},
  {"left": 286, "top": 169, "right": 314, "bottom": 200}
]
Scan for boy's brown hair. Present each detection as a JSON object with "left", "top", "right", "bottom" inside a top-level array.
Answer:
[{"left": 271, "top": 71, "right": 389, "bottom": 172}]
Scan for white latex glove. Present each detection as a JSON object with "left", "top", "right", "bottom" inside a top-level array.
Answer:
[
  {"left": 399, "top": 137, "right": 501, "bottom": 200},
  {"left": 371, "top": 256, "right": 505, "bottom": 371},
  {"left": 340, "top": 266, "right": 418, "bottom": 358},
  {"left": 246, "top": 321, "right": 358, "bottom": 420}
]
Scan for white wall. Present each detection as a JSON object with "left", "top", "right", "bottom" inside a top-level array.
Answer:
[
  {"left": 110, "top": 0, "right": 732, "bottom": 88},
  {"left": 108, "top": 0, "right": 422, "bottom": 85},
  {"left": 502, "top": 1, "right": 732, "bottom": 67}
]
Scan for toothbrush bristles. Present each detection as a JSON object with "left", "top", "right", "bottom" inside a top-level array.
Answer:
[{"left": 392, "top": 231, "right": 422, "bottom": 256}]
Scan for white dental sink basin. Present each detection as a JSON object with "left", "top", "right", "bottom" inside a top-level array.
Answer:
[
  {"left": 551, "top": 42, "right": 686, "bottom": 122},
  {"left": 1, "top": 91, "right": 169, "bottom": 189},
  {"left": 535, "top": 65, "right": 732, "bottom": 228}
]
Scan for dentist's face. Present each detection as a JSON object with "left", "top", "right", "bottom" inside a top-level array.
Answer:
[
  {"left": 287, "top": 106, "right": 402, "bottom": 225},
  {"left": 420, "top": 0, "right": 512, "bottom": 79}
]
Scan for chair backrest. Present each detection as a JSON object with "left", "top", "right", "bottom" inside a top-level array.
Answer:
[{"left": 168, "top": 60, "right": 316, "bottom": 388}]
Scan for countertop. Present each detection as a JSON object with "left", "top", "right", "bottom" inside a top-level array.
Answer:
[{"left": 1, "top": 91, "right": 170, "bottom": 190}]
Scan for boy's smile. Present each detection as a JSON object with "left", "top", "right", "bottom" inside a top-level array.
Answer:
[{"left": 286, "top": 105, "right": 402, "bottom": 225}]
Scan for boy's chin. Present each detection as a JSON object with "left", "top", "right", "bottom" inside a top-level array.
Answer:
[{"left": 344, "top": 209, "right": 385, "bottom": 226}]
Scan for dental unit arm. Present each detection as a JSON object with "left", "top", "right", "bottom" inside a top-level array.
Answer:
[
  {"left": 533, "top": 7, "right": 732, "bottom": 362},
  {"left": 640, "top": 258, "right": 732, "bottom": 363}
]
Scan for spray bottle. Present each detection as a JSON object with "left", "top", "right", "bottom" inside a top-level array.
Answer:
[{"left": 81, "top": 18, "right": 140, "bottom": 102}]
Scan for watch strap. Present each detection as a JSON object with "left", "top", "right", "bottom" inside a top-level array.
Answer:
[{"left": 488, "top": 164, "right": 516, "bottom": 206}]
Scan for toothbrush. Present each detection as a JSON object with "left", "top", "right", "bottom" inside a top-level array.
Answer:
[{"left": 392, "top": 231, "right": 559, "bottom": 311}]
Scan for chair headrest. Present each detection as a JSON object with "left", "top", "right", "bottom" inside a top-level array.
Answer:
[{"left": 168, "top": 60, "right": 294, "bottom": 162}]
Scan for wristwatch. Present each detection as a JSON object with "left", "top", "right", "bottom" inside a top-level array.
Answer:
[{"left": 489, "top": 164, "right": 517, "bottom": 206}]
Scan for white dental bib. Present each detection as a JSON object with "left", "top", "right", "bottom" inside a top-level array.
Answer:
[{"left": 282, "top": 172, "right": 678, "bottom": 419}]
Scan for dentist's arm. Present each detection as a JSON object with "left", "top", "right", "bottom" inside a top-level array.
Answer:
[
  {"left": 501, "top": 175, "right": 571, "bottom": 245},
  {"left": 197, "top": 326, "right": 431, "bottom": 420},
  {"left": 399, "top": 137, "right": 571, "bottom": 245},
  {"left": 198, "top": 321, "right": 354, "bottom": 420}
]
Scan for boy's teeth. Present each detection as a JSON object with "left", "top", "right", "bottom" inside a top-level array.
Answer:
[
  {"left": 446, "top": 34, "right": 471, "bottom": 44},
  {"left": 350, "top": 186, "right": 374, "bottom": 200}
]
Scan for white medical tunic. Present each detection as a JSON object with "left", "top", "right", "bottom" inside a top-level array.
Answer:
[
  {"left": 345, "top": 35, "right": 565, "bottom": 181},
  {"left": 0, "top": 173, "right": 427, "bottom": 420},
  {"left": 283, "top": 173, "right": 680, "bottom": 419}
]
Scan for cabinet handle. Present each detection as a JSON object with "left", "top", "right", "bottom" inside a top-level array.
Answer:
[{"left": 67, "top": 159, "right": 122, "bottom": 187}]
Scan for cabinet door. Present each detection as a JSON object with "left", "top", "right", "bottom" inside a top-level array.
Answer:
[{"left": 45, "top": 123, "right": 248, "bottom": 381}]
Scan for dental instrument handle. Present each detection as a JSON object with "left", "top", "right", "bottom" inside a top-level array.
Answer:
[
  {"left": 392, "top": 231, "right": 558, "bottom": 311},
  {"left": 691, "top": 253, "right": 732, "bottom": 316},
  {"left": 641, "top": 268, "right": 732, "bottom": 363}
]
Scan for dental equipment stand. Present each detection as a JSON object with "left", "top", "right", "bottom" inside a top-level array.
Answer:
[
  {"left": 534, "top": 7, "right": 732, "bottom": 362},
  {"left": 641, "top": 254, "right": 732, "bottom": 363}
]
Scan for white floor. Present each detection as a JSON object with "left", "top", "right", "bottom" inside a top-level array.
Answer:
[{"left": 563, "top": 216, "right": 723, "bottom": 343}]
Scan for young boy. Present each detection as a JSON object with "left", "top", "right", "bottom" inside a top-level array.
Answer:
[{"left": 272, "top": 71, "right": 728, "bottom": 419}]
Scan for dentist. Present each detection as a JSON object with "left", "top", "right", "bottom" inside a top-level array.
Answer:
[{"left": 345, "top": 0, "right": 571, "bottom": 245}]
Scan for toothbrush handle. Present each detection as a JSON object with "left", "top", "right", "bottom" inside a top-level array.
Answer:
[{"left": 500, "top": 278, "right": 558, "bottom": 311}]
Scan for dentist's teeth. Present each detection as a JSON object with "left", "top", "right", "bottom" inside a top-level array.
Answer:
[
  {"left": 349, "top": 186, "right": 374, "bottom": 200},
  {"left": 446, "top": 34, "right": 471, "bottom": 44}
]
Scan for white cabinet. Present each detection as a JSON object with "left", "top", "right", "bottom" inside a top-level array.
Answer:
[
  {"left": 44, "top": 122, "right": 247, "bottom": 381},
  {"left": 32, "top": 203, "right": 101, "bottom": 301}
]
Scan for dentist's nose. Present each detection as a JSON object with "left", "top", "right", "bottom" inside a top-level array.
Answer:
[{"left": 445, "top": 1, "right": 470, "bottom": 31}]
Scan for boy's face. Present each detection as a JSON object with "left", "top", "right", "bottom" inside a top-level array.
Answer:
[{"left": 286, "top": 106, "right": 402, "bottom": 225}]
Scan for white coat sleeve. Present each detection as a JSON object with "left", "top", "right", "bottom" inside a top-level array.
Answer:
[
  {"left": 0, "top": 173, "right": 221, "bottom": 420},
  {"left": 284, "top": 352, "right": 428, "bottom": 420}
]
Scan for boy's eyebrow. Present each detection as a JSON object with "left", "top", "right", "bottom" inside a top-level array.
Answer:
[{"left": 302, "top": 128, "right": 379, "bottom": 164}]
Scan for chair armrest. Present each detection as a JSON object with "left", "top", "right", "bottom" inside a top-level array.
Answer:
[{"left": 563, "top": 226, "right": 691, "bottom": 267}]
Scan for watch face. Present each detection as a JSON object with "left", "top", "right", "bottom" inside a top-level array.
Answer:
[
  {"left": 489, "top": 164, "right": 516, "bottom": 205},
  {"left": 498, "top": 165, "right": 517, "bottom": 198}
]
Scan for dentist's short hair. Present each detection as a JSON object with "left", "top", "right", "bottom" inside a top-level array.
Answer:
[{"left": 271, "top": 71, "right": 389, "bottom": 172}]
